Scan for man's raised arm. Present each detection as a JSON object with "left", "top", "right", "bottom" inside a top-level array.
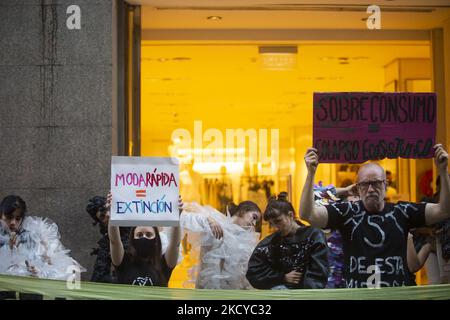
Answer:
[
  {"left": 300, "top": 148, "right": 329, "bottom": 229},
  {"left": 426, "top": 144, "right": 450, "bottom": 225}
]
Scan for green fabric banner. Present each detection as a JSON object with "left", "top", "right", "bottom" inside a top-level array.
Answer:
[{"left": 0, "top": 274, "right": 449, "bottom": 300}]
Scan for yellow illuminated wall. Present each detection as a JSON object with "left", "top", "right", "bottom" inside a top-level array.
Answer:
[
  {"left": 138, "top": 41, "right": 434, "bottom": 288},
  {"left": 140, "top": 41, "right": 430, "bottom": 210}
]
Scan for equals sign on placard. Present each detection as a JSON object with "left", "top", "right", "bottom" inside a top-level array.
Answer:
[{"left": 135, "top": 190, "right": 146, "bottom": 198}]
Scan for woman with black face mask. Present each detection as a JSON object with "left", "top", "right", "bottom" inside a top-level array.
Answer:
[{"left": 107, "top": 193, "right": 182, "bottom": 287}]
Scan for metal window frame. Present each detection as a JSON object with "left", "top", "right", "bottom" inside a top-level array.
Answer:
[{"left": 115, "top": 1, "right": 141, "bottom": 156}]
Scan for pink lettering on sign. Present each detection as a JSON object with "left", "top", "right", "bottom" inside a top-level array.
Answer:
[
  {"left": 313, "top": 92, "right": 436, "bottom": 163},
  {"left": 115, "top": 168, "right": 178, "bottom": 187}
]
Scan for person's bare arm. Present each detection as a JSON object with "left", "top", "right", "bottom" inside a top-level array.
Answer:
[
  {"left": 164, "top": 226, "right": 181, "bottom": 268},
  {"left": 164, "top": 196, "right": 183, "bottom": 268},
  {"left": 407, "top": 234, "right": 421, "bottom": 273},
  {"left": 207, "top": 217, "right": 224, "bottom": 239},
  {"left": 425, "top": 144, "right": 450, "bottom": 225},
  {"left": 407, "top": 233, "right": 432, "bottom": 273},
  {"left": 106, "top": 192, "right": 124, "bottom": 267},
  {"left": 300, "top": 148, "right": 329, "bottom": 228}
]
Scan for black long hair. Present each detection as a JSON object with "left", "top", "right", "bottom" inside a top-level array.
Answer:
[
  {"left": 0, "top": 195, "right": 27, "bottom": 219},
  {"left": 86, "top": 196, "right": 108, "bottom": 235},
  {"left": 264, "top": 192, "right": 304, "bottom": 226},
  {"left": 128, "top": 226, "right": 167, "bottom": 285}
]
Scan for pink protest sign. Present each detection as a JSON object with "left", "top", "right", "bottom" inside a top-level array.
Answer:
[{"left": 313, "top": 92, "right": 436, "bottom": 163}]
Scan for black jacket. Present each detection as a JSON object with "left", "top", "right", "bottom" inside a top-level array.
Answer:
[
  {"left": 246, "top": 226, "right": 329, "bottom": 289},
  {"left": 91, "top": 227, "right": 130, "bottom": 283}
]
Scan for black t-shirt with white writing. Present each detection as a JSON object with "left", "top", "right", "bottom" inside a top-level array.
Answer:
[
  {"left": 115, "top": 253, "right": 173, "bottom": 287},
  {"left": 326, "top": 201, "right": 426, "bottom": 288}
]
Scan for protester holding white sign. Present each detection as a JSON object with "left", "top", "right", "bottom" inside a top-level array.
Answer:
[
  {"left": 110, "top": 156, "right": 180, "bottom": 227},
  {"left": 107, "top": 193, "right": 182, "bottom": 287}
]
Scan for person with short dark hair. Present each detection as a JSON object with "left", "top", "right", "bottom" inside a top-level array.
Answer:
[
  {"left": 0, "top": 195, "right": 27, "bottom": 249},
  {"left": 246, "top": 192, "right": 329, "bottom": 289},
  {"left": 0, "top": 195, "right": 84, "bottom": 279},
  {"left": 86, "top": 196, "right": 130, "bottom": 283}
]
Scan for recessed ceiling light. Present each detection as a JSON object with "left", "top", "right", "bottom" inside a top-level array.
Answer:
[
  {"left": 207, "top": 16, "right": 222, "bottom": 21},
  {"left": 259, "top": 46, "right": 298, "bottom": 70}
]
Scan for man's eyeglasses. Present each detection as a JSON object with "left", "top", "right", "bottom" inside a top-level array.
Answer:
[{"left": 357, "top": 180, "right": 386, "bottom": 190}]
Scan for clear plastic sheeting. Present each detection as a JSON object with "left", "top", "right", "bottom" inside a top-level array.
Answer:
[{"left": 0, "top": 274, "right": 449, "bottom": 300}]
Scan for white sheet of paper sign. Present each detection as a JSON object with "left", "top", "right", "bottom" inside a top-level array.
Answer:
[{"left": 110, "top": 156, "right": 180, "bottom": 227}]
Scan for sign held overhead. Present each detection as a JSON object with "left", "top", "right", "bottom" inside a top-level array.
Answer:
[
  {"left": 110, "top": 156, "right": 180, "bottom": 227},
  {"left": 313, "top": 92, "right": 436, "bottom": 163}
]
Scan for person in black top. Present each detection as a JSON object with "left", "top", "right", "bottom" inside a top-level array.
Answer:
[
  {"left": 421, "top": 174, "right": 450, "bottom": 264},
  {"left": 86, "top": 196, "right": 130, "bottom": 283},
  {"left": 107, "top": 193, "right": 182, "bottom": 287},
  {"left": 246, "top": 192, "right": 329, "bottom": 289},
  {"left": 300, "top": 144, "right": 450, "bottom": 288},
  {"left": 418, "top": 174, "right": 450, "bottom": 283},
  {"left": 405, "top": 230, "right": 435, "bottom": 285}
]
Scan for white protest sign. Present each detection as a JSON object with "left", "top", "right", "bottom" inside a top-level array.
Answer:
[{"left": 110, "top": 156, "right": 180, "bottom": 227}]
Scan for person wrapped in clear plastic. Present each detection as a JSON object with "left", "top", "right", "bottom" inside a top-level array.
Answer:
[
  {"left": 0, "top": 195, "right": 85, "bottom": 280},
  {"left": 180, "top": 201, "right": 261, "bottom": 289}
]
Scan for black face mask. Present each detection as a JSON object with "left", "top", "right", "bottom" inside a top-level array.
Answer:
[{"left": 133, "top": 238, "right": 158, "bottom": 258}]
